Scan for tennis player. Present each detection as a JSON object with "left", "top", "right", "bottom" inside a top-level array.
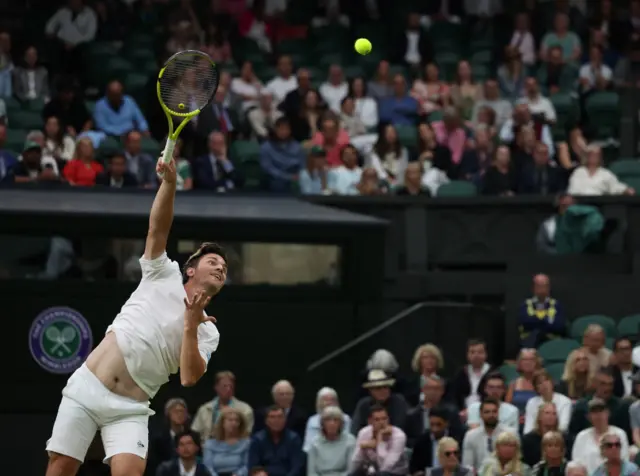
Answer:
[{"left": 45, "top": 158, "right": 227, "bottom": 476}]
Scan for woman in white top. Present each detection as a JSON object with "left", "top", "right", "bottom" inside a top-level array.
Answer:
[
  {"left": 231, "top": 61, "right": 263, "bottom": 113},
  {"left": 523, "top": 370, "right": 572, "bottom": 434},
  {"left": 568, "top": 145, "right": 634, "bottom": 196},
  {"left": 43, "top": 115, "right": 75, "bottom": 162},
  {"left": 349, "top": 77, "right": 378, "bottom": 130},
  {"left": 367, "top": 124, "right": 409, "bottom": 186}
]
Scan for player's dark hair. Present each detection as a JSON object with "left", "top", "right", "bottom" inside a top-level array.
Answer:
[
  {"left": 182, "top": 242, "right": 228, "bottom": 284},
  {"left": 174, "top": 429, "right": 200, "bottom": 448}
]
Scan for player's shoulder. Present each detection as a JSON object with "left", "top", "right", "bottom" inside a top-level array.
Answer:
[
  {"left": 198, "top": 320, "right": 220, "bottom": 340},
  {"left": 139, "top": 252, "right": 182, "bottom": 282}
]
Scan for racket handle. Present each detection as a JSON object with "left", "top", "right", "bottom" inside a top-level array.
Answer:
[{"left": 157, "top": 138, "right": 176, "bottom": 178}]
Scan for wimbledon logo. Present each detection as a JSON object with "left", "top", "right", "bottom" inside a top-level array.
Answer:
[{"left": 29, "top": 307, "right": 93, "bottom": 374}]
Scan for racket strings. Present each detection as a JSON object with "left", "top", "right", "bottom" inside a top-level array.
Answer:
[{"left": 159, "top": 51, "right": 218, "bottom": 115}]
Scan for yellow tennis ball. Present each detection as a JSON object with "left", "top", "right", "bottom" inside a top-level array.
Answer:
[
  {"left": 178, "top": 103, "right": 185, "bottom": 110},
  {"left": 355, "top": 38, "right": 372, "bottom": 56}
]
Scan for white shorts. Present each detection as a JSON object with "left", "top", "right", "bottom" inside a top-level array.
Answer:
[{"left": 46, "top": 364, "right": 155, "bottom": 464}]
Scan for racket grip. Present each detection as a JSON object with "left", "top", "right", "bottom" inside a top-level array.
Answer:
[{"left": 157, "top": 138, "right": 176, "bottom": 178}]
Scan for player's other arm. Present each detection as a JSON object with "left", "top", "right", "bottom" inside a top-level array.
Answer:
[
  {"left": 181, "top": 292, "right": 217, "bottom": 386},
  {"left": 144, "top": 158, "right": 177, "bottom": 261}
]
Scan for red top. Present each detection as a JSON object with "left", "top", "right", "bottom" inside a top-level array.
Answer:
[
  {"left": 63, "top": 159, "right": 104, "bottom": 187},
  {"left": 311, "top": 130, "right": 350, "bottom": 167}
]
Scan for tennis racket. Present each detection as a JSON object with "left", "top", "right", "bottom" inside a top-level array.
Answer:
[{"left": 157, "top": 50, "right": 219, "bottom": 173}]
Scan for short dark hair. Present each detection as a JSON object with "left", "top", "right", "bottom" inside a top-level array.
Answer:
[
  {"left": 429, "top": 406, "right": 450, "bottom": 421},
  {"left": 182, "top": 242, "right": 228, "bottom": 284},
  {"left": 265, "top": 405, "right": 285, "bottom": 417},
  {"left": 369, "top": 403, "right": 387, "bottom": 417},
  {"left": 480, "top": 398, "right": 500, "bottom": 412},
  {"left": 174, "top": 429, "right": 200, "bottom": 448},
  {"left": 250, "top": 467, "right": 268, "bottom": 476},
  {"left": 467, "top": 339, "right": 486, "bottom": 349},
  {"left": 614, "top": 336, "right": 633, "bottom": 350},
  {"left": 485, "top": 372, "right": 505, "bottom": 385}
]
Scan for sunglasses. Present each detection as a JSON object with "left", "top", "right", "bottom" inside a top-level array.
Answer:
[
  {"left": 444, "top": 450, "right": 459, "bottom": 457},
  {"left": 604, "top": 442, "right": 621, "bottom": 448}
]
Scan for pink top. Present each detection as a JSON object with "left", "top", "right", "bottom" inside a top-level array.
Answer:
[
  {"left": 431, "top": 120, "right": 467, "bottom": 165},
  {"left": 351, "top": 425, "right": 407, "bottom": 474},
  {"left": 311, "top": 130, "right": 350, "bottom": 167}
]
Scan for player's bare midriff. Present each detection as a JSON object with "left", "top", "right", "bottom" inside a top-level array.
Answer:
[{"left": 84, "top": 332, "right": 150, "bottom": 402}]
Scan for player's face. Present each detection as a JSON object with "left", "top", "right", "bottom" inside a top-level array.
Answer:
[{"left": 195, "top": 253, "right": 227, "bottom": 293}]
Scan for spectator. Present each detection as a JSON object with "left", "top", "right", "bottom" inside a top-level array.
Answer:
[
  {"left": 529, "top": 431, "right": 567, "bottom": 476},
  {"left": 498, "top": 47, "right": 526, "bottom": 102},
  {"left": 156, "top": 430, "right": 211, "bottom": 476},
  {"left": 328, "top": 144, "right": 362, "bottom": 196},
  {"left": 432, "top": 107, "right": 467, "bottom": 166},
  {"left": 303, "top": 387, "right": 352, "bottom": 453},
  {"left": 0, "top": 32, "right": 12, "bottom": 98},
  {"left": 518, "top": 78, "right": 557, "bottom": 125},
  {"left": 412, "top": 63, "right": 450, "bottom": 116},
  {"left": 7, "top": 141, "right": 57, "bottom": 183},
  {"left": 406, "top": 376, "right": 460, "bottom": 445},
  {"left": 166, "top": 20, "right": 199, "bottom": 56},
  {"left": 123, "top": 130, "right": 156, "bottom": 188},
  {"left": 611, "top": 337, "right": 638, "bottom": 398},
  {"left": 12, "top": 46, "right": 49, "bottom": 102},
  {"left": 150, "top": 398, "right": 191, "bottom": 471},
  {"left": 95, "top": 152, "right": 138, "bottom": 188},
  {"left": 351, "top": 370, "right": 408, "bottom": 435},
  {"left": 478, "top": 431, "right": 530, "bottom": 476},
  {"left": 94, "top": 80, "right": 149, "bottom": 137},
  {"left": 506, "top": 348, "right": 541, "bottom": 420},
  {"left": 410, "top": 343, "right": 444, "bottom": 392},
  {"left": 62, "top": 137, "right": 103, "bottom": 186},
  {"left": 357, "top": 167, "right": 387, "bottom": 196},
  {"left": 524, "top": 371, "right": 572, "bottom": 434},
  {"left": 203, "top": 407, "right": 250, "bottom": 476},
  {"left": 45, "top": 0, "right": 97, "bottom": 70},
  {"left": 629, "top": 370, "right": 640, "bottom": 450},
  {"left": 568, "top": 145, "right": 633, "bottom": 196},
  {"left": 166, "top": 0, "right": 202, "bottom": 35},
  {"left": 0, "top": 97, "right": 5, "bottom": 123},
  {"left": 537, "top": 46, "right": 570, "bottom": 96},
  {"left": 510, "top": 12, "right": 536, "bottom": 66},
  {"left": 307, "top": 406, "right": 356, "bottom": 476},
  {"left": 572, "top": 399, "right": 629, "bottom": 475},
  {"left": 238, "top": 0, "right": 273, "bottom": 54},
  {"left": 458, "top": 125, "right": 493, "bottom": 184},
  {"left": 368, "top": 61, "right": 393, "bottom": 101},
  {"left": 289, "top": 89, "right": 325, "bottom": 143},
  {"left": 592, "top": 431, "right": 639, "bottom": 476},
  {"left": 392, "top": 13, "right": 433, "bottom": 73},
  {"left": 519, "top": 142, "right": 564, "bottom": 195},
  {"left": 231, "top": 61, "right": 263, "bottom": 115},
  {"left": 350, "top": 77, "right": 378, "bottom": 130},
  {"left": 350, "top": 405, "right": 408, "bottom": 476},
  {"left": 466, "top": 373, "right": 519, "bottom": 432},
  {"left": 462, "top": 400, "right": 518, "bottom": 471},
  {"left": 540, "top": 12, "right": 582, "bottom": 63},
  {"left": 482, "top": 145, "right": 517, "bottom": 196},
  {"left": 311, "top": 114, "right": 349, "bottom": 168},
  {"left": 43, "top": 80, "right": 92, "bottom": 136},
  {"left": 280, "top": 69, "right": 313, "bottom": 120},
  {"left": 299, "top": 146, "right": 329, "bottom": 195},
  {"left": 522, "top": 404, "right": 565, "bottom": 467},
  {"left": 415, "top": 122, "right": 453, "bottom": 181},
  {"left": 265, "top": 56, "right": 297, "bottom": 105},
  {"left": 379, "top": 74, "right": 419, "bottom": 126},
  {"left": 339, "top": 97, "right": 367, "bottom": 139},
  {"left": 248, "top": 92, "right": 283, "bottom": 141},
  {"left": 201, "top": 24, "right": 232, "bottom": 64},
  {"left": 450, "top": 61, "right": 482, "bottom": 121},
  {"left": 621, "top": 0, "right": 640, "bottom": 57},
  {"left": 424, "top": 437, "right": 472, "bottom": 476},
  {"left": 197, "top": 85, "right": 237, "bottom": 144},
  {"left": 368, "top": 124, "right": 409, "bottom": 186},
  {"left": 0, "top": 124, "right": 17, "bottom": 180},
  {"left": 43, "top": 116, "right": 75, "bottom": 163},
  {"left": 260, "top": 117, "right": 305, "bottom": 192},
  {"left": 565, "top": 462, "right": 588, "bottom": 476},
  {"left": 591, "top": 0, "right": 620, "bottom": 52},
  {"left": 447, "top": 339, "right": 492, "bottom": 413},
  {"left": 248, "top": 406, "right": 304, "bottom": 476},
  {"left": 172, "top": 139, "right": 193, "bottom": 191},
  {"left": 410, "top": 407, "right": 465, "bottom": 472},
  {"left": 255, "top": 380, "right": 307, "bottom": 439},
  {"left": 93, "top": 0, "right": 129, "bottom": 41},
  {"left": 23, "top": 129, "right": 61, "bottom": 176},
  {"left": 579, "top": 44, "right": 613, "bottom": 94},
  {"left": 471, "top": 79, "right": 513, "bottom": 131},
  {"left": 556, "top": 127, "right": 587, "bottom": 172},
  {"left": 320, "top": 65, "right": 348, "bottom": 114},
  {"left": 582, "top": 324, "right": 613, "bottom": 374},
  {"left": 518, "top": 274, "right": 566, "bottom": 349},
  {"left": 192, "top": 371, "right": 255, "bottom": 444},
  {"left": 192, "top": 131, "right": 239, "bottom": 192},
  {"left": 536, "top": 193, "right": 577, "bottom": 254},
  {"left": 499, "top": 105, "right": 554, "bottom": 155}
]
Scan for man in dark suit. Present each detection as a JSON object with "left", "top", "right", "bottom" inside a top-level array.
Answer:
[
  {"left": 156, "top": 430, "right": 210, "bottom": 476},
  {"left": 196, "top": 84, "right": 237, "bottom": 155},
  {"left": 518, "top": 142, "right": 564, "bottom": 195},
  {"left": 95, "top": 153, "right": 138, "bottom": 188},
  {"left": 611, "top": 337, "right": 639, "bottom": 398},
  {"left": 279, "top": 68, "right": 312, "bottom": 119},
  {"left": 409, "top": 406, "right": 464, "bottom": 474},
  {"left": 392, "top": 13, "right": 434, "bottom": 71},
  {"left": 192, "top": 131, "right": 241, "bottom": 191},
  {"left": 253, "top": 380, "right": 307, "bottom": 439}
]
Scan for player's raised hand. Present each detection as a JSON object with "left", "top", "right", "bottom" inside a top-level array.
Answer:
[
  {"left": 156, "top": 155, "right": 177, "bottom": 184},
  {"left": 183, "top": 291, "right": 216, "bottom": 329}
]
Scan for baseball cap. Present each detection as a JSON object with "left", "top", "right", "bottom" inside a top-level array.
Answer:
[
  {"left": 23, "top": 140, "right": 41, "bottom": 152},
  {"left": 309, "top": 145, "right": 326, "bottom": 157},
  {"left": 588, "top": 397, "right": 607, "bottom": 411}
]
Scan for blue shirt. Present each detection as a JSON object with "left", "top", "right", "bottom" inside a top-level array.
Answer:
[
  {"left": 0, "top": 150, "right": 17, "bottom": 180},
  {"left": 592, "top": 460, "right": 639, "bottom": 476},
  {"left": 248, "top": 430, "right": 304, "bottom": 476},
  {"left": 259, "top": 140, "right": 305, "bottom": 181},
  {"left": 203, "top": 438, "right": 250, "bottom": 476},
  {"left": 378, "top": 96, "right": 418, "bottom": 126},
  {"left": 93, "top": 95, "right": 149, "bottom": 135},
  {"left": 299, "top": 169, "right": 324, "bottom": 194}
]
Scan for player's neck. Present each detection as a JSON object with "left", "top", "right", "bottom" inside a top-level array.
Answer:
[{"left": 184, "top": 281, "right": 212, "bottom": 300}]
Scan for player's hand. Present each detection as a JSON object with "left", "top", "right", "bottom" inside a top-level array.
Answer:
[
  {"left": 156, "top": 156, "right": 177, "bottom": 184},
  {"left": 183, "top": 291, "right": 216, "bottom": 329}
]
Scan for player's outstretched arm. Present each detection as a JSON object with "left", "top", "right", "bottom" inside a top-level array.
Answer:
[
  {"left": 181, "top": 292, "right": 216, "bottom": 386},
  {"left": 144, "top": 157, "right": 177, "bottom": 260}
]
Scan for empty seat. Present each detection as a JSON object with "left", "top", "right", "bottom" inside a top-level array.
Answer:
[
  {"left": 538, "top": 339, "right": 580, "bottom": 364},
  {"left": 437, "top": 181, "right": 477, "bottom": 197},
  {"left": 618, "top": 314, "right": 640, "bottom": 337}
]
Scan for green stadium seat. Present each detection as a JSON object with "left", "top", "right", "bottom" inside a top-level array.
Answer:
[
  {"left": 124, "top": 73, "right": 149, "bottom": 93},
  {"left": 24, "top": 98, "right": 45, "bottom": 112},
  {"left": 97, "top": 136, "right": 121, "bottom": 158},
  {"left": 277, "top": 39, "right": 308, "bottom": 55},
  {"left": 427, "top": 111, "right": 444, "bottom": 123},
  {"left": 498, "top": 363, "right": 518, "bottom": 384},
  {"left": 618, "top": 314, "right": 640, "bottom": 337},
  {"left": 124, "top": 33, "right": 154, "bottom": 50},
  {"left": 471, "top": 63, "right": 491, "bottom": 82},
  {"left": 318, "top": 53, "right": 345, "bottom": 70},
  {"left": 538, "top": 338, "right": 580, "bottom": 364},
  {"left": 230, "top": 140, "right": 261, "bottom": 163},
  {"left": 570, "top": 314, "right": 617, "bottom": 340},
  {"left": 85, "top": 100, "right": 96, "bottom": 116},
  {"left": 9, "top": 110, "right": 43, "bottom": 130},
  {"left": 85, "top": 41, "right": 119, "bottom": 58},
  {"left": 605, "top": 337, "right": 615, "bottom": 350},
  {"left": 5, "top": 97, "right": 21, "bottom": 112},
  {"left": 545, "top": 362, "right": 565, "bottom": 382},
  {"left": 610, "top": 159, "right": 640, "bottom": 179},
  {"left": 585, "top": 92, "right": 620, "bottom": 140},
  {"left": 471, "top": 50, "right": 492, "bottom": 64},
  {"left": 125, "top": 48, "right": 156, "bottom": 64},
  {"left": 104, "top": 57, "right": 134, "bottom": 78},
  {"left": 5, "top": 128, "right": 27, "bottom": 151},
  {"left": 140, "top": 136, "right": 160, "bottom": 156},
  {"left": 437, "top": 181, "right": 477, "bottom": 197},
  {"left": 256, "top": 66, "right": 278, "bottom": 84},
  {"left": 343, "top": 65, "right": 366, "bottom": 80},
  {"left": 396, "top": 125, "right": 418, "bottom": 149}
]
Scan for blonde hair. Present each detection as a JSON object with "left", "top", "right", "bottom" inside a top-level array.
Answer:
[
  {"left": 516, "top": 348, "right": 543, "bottom": 373},
  {"left": 494, "top": 432, "right": 524, "bottom": 474},
  {"left": 584, "top": 323, "right": 604, "bottom": 338},
  {"left": 320, "top": 405, "right": 345, "bottom": 434},
  {"left": 562, "top": 349, "right": 595, "bottom": 398},
  {"left": 73, "top": 137, "right": 94, "bottom": 160},
  {"left": 212, "top": 407, "right": 249, "bottom": 440},
  {"left": 315, "top": 387, "right": 339, "bottom": 413},
  {"left": 542, "top": 430, "right": 565, "bottom": 454},
  {"left": 215, "top": 371, "right": 236, "bottom": 385},
  {"left": 437, "top": 437, "right": 459, "bottom": 457},
  {"left": 534, "top": 402, "right": 558, "bottom": 433},
  {"left": 599, "top": 430, "right": 622, "bottom": 457},
  {"left": 411, "top": 344, "right": 444, "bottom": 372}
]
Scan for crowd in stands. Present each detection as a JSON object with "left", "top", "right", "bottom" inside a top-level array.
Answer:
[{"left": 0, "top": 0, "right": 639, "bottom": 198}]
